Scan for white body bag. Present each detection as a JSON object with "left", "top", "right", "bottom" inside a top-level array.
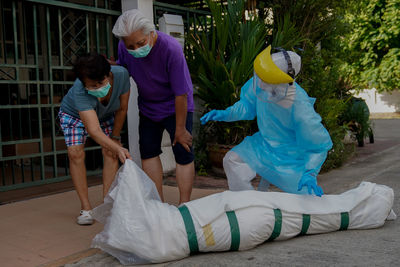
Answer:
[{"left": 92, "top": 160, "right": 396, "bottom": 265}]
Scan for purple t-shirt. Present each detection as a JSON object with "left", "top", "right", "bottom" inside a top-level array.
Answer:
[{"left": 117, "top": 31, "right": 194, "bottom": 121}]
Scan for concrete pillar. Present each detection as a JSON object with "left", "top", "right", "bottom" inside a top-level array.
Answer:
[
  {"left": 121, "top": 0, "right": 153, "bottom": 22},
  {"left": 126, "top": 78, "right": 141, "bottom": 167},
  {"left": 121, "top": 0, "right": 175, "bottom": 173},
  {"left": 121, "top": 0, "right": 154, "bottom": 167}
]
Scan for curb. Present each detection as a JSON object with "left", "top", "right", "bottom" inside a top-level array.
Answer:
[{"left": 38, "top": 248, "right": 101, "bottom": 267}]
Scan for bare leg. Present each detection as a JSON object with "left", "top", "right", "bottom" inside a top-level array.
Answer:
[
  {"left": 142, "top": 156, "right": 164, "bottom": 201},
  {"left": 68, "top": 145, "right": 91, "bottom": 210},
  {"left": 175, "top": 161, "right": 194, "bottom": 204},
  {"left": 102, "top": 148, "right": 119, "bottom": 198}
]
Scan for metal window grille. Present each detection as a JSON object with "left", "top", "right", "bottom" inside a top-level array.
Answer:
[{"left": 0, "top": 0, "right": 121, "bottom": 192}]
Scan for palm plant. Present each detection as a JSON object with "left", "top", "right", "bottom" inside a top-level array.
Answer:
[
  {"left": 187, "top": 0, "right": 267, "bottom": 145},
  {"left": 271, "top": 14, "right": 307, "bottom": 50}
]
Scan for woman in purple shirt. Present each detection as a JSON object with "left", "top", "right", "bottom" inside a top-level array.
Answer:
[{"left": 112, "top": 9, "right": 195, "bottom": 204}]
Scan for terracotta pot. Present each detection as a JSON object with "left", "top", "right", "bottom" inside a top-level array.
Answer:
[{"left": 207, "top": 144, "right": 234, "bottom": 173}]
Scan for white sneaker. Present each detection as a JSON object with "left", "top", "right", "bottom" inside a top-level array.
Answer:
[{"left": 77, "top": 210, "right": 94, "bottom": 225}]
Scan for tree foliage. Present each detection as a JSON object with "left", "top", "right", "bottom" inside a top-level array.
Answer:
[
  {"left": 343, "top": 0, "right": 400, "bottom": 91},
  {"left": 256, "top": 0, "right": 347, "bottom": 49}
]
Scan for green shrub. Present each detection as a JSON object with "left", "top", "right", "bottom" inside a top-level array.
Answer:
[
  {"left": 187, "top": 0, "right": 266, "bottom": 146},
  {"left": 299, "top": 46, "right": 353, "bottom": 171},
  {"left": 187, "top": 0, "right": 266, "bottom": 171}
]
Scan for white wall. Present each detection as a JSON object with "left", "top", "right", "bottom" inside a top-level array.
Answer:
[
  {"left": 121, "top": 0, "right": 153, "bottom": 22},
  {"left": 352, "top": 88, "right": 400, "bottom": 113},
  {"left": 121, "top": 0, "right": 149, "bottom": 167},
  {"left": 126, "top": 78, "right": 141, "bottom": 166}
]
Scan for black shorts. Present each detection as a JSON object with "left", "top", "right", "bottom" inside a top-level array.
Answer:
[{"left": 139, "top": 112, "right": 194, "bottom": 165}]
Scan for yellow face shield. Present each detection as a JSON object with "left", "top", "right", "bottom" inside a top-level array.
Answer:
[{"left": 253, "top": 45, "right": 294, "bottom": 85}]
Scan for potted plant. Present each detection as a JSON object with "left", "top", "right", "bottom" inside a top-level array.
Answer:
[{"left": 341, "top": 97, "right": 374, "bottom": 147}]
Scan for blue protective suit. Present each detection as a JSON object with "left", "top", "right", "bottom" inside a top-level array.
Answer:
[{"left": 221, "top": 78, "right": 332, "bottom": 194}]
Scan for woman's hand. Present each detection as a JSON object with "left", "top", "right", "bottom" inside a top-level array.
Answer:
[
  {"left": 115, "top": 146, "right": 132, "bottom": 163},
  {"left": 111, "top": 138, "right": 132, "bottom": 163},
  {"left": 173, "top": 127, "right": 192, "bottom": 152},
  {"left": 79, "top": 110, "right": 131, "bottom": 163},
  {"left": 103, "top": 140, "right": 132, "bottom": 163}
]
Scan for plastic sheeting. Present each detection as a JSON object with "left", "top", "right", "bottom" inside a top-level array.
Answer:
[
  {"left": 92, "top": 160, "right": 396, "bottom": 265},
  {"left": 219, "top": 79, "right": 332, "bottom": 194}
]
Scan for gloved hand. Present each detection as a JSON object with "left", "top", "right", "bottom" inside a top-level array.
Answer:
[
  {"left": 200, "top": 110, "right": 229, "bottom": 125},
  {"left": 297, "top": 171, "right": 324, "bottom": 197}
]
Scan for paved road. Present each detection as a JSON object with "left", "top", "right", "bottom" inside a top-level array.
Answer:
[{"left": 67, "top": 119, "right": 400, "bottom": 267}]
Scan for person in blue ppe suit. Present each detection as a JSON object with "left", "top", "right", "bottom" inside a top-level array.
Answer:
[{"left": 200, "top": 46, "right": 332, "bottom": 196}]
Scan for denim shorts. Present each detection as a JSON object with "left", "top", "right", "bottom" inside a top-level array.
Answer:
[
  {"left": 58, "top": 109, "right": 114, "bottom": 147},
  {"left": 139, "top": 112, "right": 194, "bottom": 165}
]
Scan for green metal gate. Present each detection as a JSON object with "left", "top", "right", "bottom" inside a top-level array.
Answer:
[{"left": 0, "top": 0, "right": 121, "bottom": 192}]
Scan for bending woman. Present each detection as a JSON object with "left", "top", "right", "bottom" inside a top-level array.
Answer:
[{"left": 59, "top": 53, "right": 132, "bottom": 225}]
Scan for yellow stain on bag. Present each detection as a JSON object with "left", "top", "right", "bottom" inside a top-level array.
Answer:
[{"left": 202, "top": 224, "right": 216, "bottom": 246}]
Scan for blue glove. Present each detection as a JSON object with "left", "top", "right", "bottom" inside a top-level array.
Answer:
[
  {"left": 297, "top": 171, "right": 324, "bottom": 197},
  {"left": 200, "top": 110, "right": 229, "bottom": 125}
]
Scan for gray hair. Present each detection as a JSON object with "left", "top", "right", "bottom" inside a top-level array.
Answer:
[{"left": 112, "top": 9, "right": 155, "bottom": 38}]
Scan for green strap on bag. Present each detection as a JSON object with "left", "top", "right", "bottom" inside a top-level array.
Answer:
[
  {"left": 179, "top": 206, "right": 348, "bottom": 252},
  {"left": 226, "top": 211, "right": 240, "bottom": 251},
  {"left": 339, "top": 212, "right": 349, "bottom": 230},
  {"left": 268, "top": 209, "right": 282, "bottom": 241},
  {"left": 179, "top": 206, "right": 242, "bottom": 253},
  {"left": 178, "top": 205, "right": 199, "bottom": 254},
  {"left": 299, "top": 214, "right": 311, "bottom": 235}
]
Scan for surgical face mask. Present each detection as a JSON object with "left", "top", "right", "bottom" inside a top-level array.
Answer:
[
  {"left": 253, "top": 73, "right": 289, "bottom": 103},
  {"left": 127, "top": 44, "right": 152, "bottom": 58},
  {"left": 87, "top": 82, "right": 111, "bottom": 98},
  {"left": 127, "top": 34, "right": 152, "bottom": 58}
]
